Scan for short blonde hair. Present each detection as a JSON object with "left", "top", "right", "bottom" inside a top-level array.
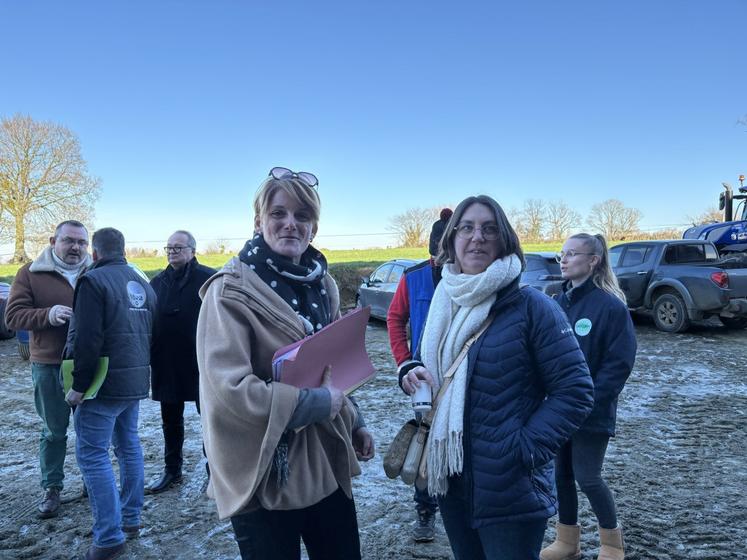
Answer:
[{"left": 253, "top": 177, "right": 321, "bottom": 228}]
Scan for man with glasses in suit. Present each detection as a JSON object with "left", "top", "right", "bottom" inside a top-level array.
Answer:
[{"left": 146, "top": 231, "right": 215, "bottom": 493}]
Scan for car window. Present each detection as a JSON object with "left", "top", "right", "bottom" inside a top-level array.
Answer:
[
  {"left": 608, "top": 246, "right": 623, "bottom": 267},
  {"left": 676, "top": 244, "right": 706, "bottom": 263},
  {"left": 370, "top": 264, "right": 393, "bottom": 283},
  {"left": 525, "top": 256, "right": 544, "bottom": 272},
  {"left": 704, "top": 244, "right": 719, "bottom": 261},
  {"left": 387, "top": 265, "right": 405, "bottom": 284},
  {"left": 620, "top": 245, "right": 652, "bottom": 267}
]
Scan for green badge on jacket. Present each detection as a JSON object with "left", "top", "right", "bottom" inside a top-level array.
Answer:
[{"left": 574, "top": 318, "right": 592, "bottom": 336}]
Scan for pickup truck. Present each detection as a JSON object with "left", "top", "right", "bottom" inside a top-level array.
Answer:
[{"left": 609, "top": 240, "right": 747, "bottom": 332}]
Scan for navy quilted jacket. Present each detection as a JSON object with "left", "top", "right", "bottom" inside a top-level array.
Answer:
[{"left": 462, "top": 280, "right": 594, "bottom": 528}]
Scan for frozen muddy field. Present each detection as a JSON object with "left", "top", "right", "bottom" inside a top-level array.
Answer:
[{"left": 1, "top": 319, "right": 746, "bottom": 559}]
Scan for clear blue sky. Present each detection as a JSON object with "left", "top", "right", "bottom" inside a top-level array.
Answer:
[{"left": 1, "top": 0, "right": 745, "bottom": 253}]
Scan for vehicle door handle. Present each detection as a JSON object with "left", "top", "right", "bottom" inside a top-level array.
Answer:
[{"left": 636, "top": 271, "right": 647, "bottom": 275}]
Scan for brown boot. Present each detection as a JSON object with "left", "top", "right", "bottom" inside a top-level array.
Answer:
[
  {"left": 37, "top": 488, "right": 61, "bottom": 519},
  {"left": 540, "top": 522, "right": 581, "bottom": 560},
  {"left": 598, "top": 525, "right": 624, "bottom": 560}
]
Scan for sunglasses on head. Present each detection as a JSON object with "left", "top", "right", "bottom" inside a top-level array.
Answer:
[{"left": 269, "top": 167, "right": 319, "bottom": 188}]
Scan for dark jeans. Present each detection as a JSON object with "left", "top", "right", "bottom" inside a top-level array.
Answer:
[
  {"left": 437, "top": 476, "right": 547, "bottom": 560},
  {"left": 414, "top": 486, "right": 438, "bottom": 513},
  {"left": 230, "top": 487, "right": 361, "bottom": 560},
  {"left": 555, "top": 432, "right": 617, "bottom": 529}
]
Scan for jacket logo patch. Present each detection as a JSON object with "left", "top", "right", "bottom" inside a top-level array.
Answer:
[
  {"left": 127, "top": 281, "right": 146, "bottom": 308},
  {"left": 574, "top": 318, "right": 592, "bottom": 337}
]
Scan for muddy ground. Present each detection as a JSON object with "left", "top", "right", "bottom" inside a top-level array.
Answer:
[{"left": 1, "top": 317, "right": 746, "bottom": 559}]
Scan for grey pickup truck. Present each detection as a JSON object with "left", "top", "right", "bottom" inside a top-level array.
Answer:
[{"left": 609, "top": 240, "right": 747, "bottom": 332}]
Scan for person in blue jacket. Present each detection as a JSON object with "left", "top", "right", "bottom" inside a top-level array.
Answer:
[
  {"left": 399, "top": 195, "right": 594, "bottom": 560},
  {"left": 541, "top": 233, "right": 636, "bottom": 560}
]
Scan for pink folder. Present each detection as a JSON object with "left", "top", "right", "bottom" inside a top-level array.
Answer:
[{"left": 271, "top": 306, "right": 376, "bottom": 394}]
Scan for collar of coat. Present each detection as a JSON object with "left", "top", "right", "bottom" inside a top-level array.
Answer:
[
  {"left": 29, "top": 246, "right": 93, "bottom": 274},
  {"left": 199, "top": 257, "right": 340, "bottom": 342}
]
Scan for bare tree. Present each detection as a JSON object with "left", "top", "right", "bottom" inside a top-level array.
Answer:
[
  {"left": 587, "top": 199, "right": 642, "bottom": 240},
  {"left": 546, "top": 200, "right": 581, "bottom": 241},
  {"left": 387, "top": 207, "right": 440, "bottom": 247},
  {"left": 515, "top": 199, "right": 545, "bottom": 243},
  {"left": 0, "top": 114, "right": 101, "bottom": 262},
  {"left": 687, "top": 206, "right": 722, "bottom": 226}
]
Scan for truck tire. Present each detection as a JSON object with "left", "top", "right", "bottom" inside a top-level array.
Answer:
[
  {"left": 653, "top": 293, "right": 690, "bottom": 333},
  {"left": 0, "top": 298, "right": 14, "bottom": 340},
  {"left": 720, "top": 316, "right": 747, "bottom": 329},
  {"left": 16, "top": 330, "right": 30, "bottom": 360}
]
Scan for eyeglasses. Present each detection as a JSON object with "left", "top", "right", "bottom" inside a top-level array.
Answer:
[
  {"left": 164, "top": 245, "right": 194, "bottom": 254},
  {"left": 269, "top": 166, "right": 319, "bottom": 188},
  {"left": 555, "top": 250, "right": 596, "bottom": 263},
  {"left": 454, "top": 223, "right": 500, "bottom": 241},
  {"left": 58, "top": 237, "right": 89, "bottom": 247}
]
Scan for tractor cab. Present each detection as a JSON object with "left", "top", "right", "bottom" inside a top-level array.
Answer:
[{"left": 683, "top": 175, "right": 747, "bottom": 255}]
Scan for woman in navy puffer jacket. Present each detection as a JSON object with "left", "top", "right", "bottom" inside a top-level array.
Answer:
[
  {"left": 541, "top": 233, "right": 636, "bottom": 560},
  {"left": 399, "top": 195, "right": 594, "bottom": 560}
]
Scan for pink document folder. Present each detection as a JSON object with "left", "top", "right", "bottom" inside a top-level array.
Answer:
[{"left": 271, "top": 306, "right": 376, "bottom": 394}]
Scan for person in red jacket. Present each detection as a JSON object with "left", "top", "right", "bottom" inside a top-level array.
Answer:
[{"left": 386, "top": 208, "right": 451, "bottom": 542}]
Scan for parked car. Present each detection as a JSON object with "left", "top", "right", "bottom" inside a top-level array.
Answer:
[
  {"left": 356, "top": 259, "right": 419, "bottom": 320},
  {"left": 520, "top": 252, "right": 563, "bottom": 295},
  {"left": 609, "top": 239, "right": 747, "bottom": 332}
]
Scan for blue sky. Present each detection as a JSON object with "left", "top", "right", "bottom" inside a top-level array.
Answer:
[{"left": 1, "top": 0, "right": 745, "bottom": 253}]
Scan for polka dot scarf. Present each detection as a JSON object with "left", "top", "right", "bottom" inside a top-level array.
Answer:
[{"left": 238, "top": 234, "right": 331, "bottom": 335}]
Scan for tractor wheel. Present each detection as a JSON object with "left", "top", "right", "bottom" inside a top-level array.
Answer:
[
  {"left": 653, "top": 293, "right": 690, "bottom": 333},
  {"left": 720, "top": 316, "right": 747, "bottom": 329}
]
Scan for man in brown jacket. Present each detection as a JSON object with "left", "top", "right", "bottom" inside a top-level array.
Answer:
[{"left": 5, "top": 220, "right": 91, "bottom": 518}]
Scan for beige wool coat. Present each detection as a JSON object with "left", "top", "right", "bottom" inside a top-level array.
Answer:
[{"left": 196, "top": 257, "right": 362, "bottom": 519}]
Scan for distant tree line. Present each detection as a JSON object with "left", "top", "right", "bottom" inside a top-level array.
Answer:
[{"left": 388, "top": 199, "right": 726, "bottom": 247}]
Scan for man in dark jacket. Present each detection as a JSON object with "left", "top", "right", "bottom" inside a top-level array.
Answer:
[
  {"left": 65, "top": 228, "right": 157, "bottom": 560},
  {"left": 428, "top": 207, "right": 453, "bottom": 258},
  {"left": 147, "top": 230, "right": 215, "bottom": 494}
]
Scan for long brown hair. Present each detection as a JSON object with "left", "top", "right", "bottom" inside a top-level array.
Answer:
[{"left": 569, "top": 233, "right": 626, "bottom": 302}]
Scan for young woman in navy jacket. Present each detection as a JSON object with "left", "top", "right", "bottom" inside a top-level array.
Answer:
[{"left": 541, "top": 233, "right": 637, "bottom": 560}]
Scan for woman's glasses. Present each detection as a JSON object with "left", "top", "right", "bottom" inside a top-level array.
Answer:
[
  {"left": 555, "top": 250, "right": 596, "bottom": 263},
  {"left": 454, "top": 223, "right": 500, "bottom": 241},
  {"left": 269, "top": 167, "right": 319, "bottom": 188}
]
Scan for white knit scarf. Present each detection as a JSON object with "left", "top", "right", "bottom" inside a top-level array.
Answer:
[{"left": 422, "top": 254, "right": 522, "bottom": 495}]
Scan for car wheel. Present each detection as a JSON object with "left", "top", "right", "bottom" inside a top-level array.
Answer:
[
  {"left": 18, "top": 341, "right": 30, "bottom": 360},
  {"left": 720, "top": 316, "right": 747, "bottom": 329},
  {"left": 653, "top": 293, "right": 690, "bottom": 333}
]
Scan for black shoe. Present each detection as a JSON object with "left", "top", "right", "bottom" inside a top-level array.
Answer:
[
  {"left": 83, "top": 542, "right": 127, "bottom": 560},
  {"left": 146, "top": 471, "right": 182, "bottom": 494},
  {"left": 38, "top": 488, "right": 61, "bottom": 519},
  {"left": 413, "top": 509, "right": 436, "bottom": 543}
]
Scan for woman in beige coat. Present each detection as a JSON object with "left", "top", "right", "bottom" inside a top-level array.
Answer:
[{"left": 196, "top": 167, "right": 374, "bottom": 560}]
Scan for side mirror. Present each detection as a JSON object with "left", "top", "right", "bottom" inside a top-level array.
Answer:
[
  {"left": 719, "top": 193, "right": 725, "bottom": 211},
  {"left": 360, "top": 276, "right": 370, "bottom": 286}
]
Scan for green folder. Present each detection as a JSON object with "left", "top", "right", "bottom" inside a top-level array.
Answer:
[{"left": 62, "top": 357, "right": 109, "bottom": 400}]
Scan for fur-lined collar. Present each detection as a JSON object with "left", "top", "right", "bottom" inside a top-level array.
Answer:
[{"left": 29, "top": 246, "right": 92, "bottom": 273}]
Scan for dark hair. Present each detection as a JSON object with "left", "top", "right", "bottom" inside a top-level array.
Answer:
[
  {"left": 54, "top": 220, "right": 87, "bottom": 238},
  {"left": 439, "top": 208, "right": 453, "bottom": 221},
  {"left": 92, "top": 227, "right": 125, "bottom": 258},
  {"left": 436, "top": 195, "right": 525, "bottom": 269}
]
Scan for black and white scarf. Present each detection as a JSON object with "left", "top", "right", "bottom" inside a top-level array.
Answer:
[{"left": 238, "top": 233, "right": 331, "bottom": 335}]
